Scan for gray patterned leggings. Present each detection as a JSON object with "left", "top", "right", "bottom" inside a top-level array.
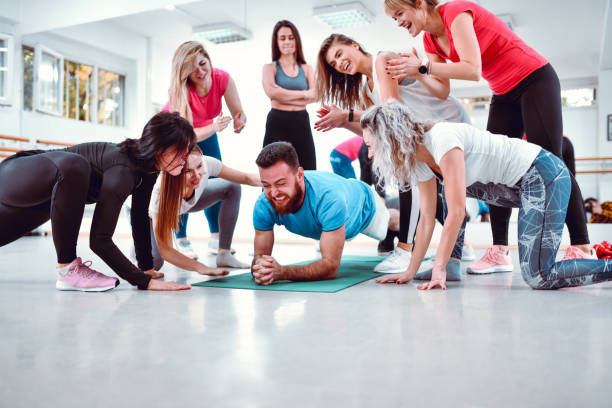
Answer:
[{"left": 446, "top": 150, "right": 612, "bottom": 289}]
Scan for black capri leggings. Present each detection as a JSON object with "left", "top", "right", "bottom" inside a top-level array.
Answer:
[
  {"left": 0, "top": 151, "right": 90, "bottom": 263},
  {"left": 486, "top": 63, "right": 589, "bottom": 246},
  {"left": 263, "top": 108, "right": 316, "bottom": 170}
]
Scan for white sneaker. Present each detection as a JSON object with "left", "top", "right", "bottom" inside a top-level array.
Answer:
[
  {"left": 177, "top": 239, "right": 198, "bottom": 260},
  {"left": 374, "top": 247, "right": 412, "bottom": 273},
  {"left": 462, "top": 244, "right": 476, "bottom": 261},
  {"left": 208, "top": 237, "right": 236, "bottom": 255},
  {"left": 216, "top": 249, "right": 249, "bottom": 269}
]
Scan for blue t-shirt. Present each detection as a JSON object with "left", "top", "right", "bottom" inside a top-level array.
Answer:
[{"left": 253, "top": 171, "right": 376, "bottom": 240}]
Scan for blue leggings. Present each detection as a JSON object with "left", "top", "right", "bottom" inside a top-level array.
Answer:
[
  {"left": 176, "top": 134, "right": 222, "bottom": 239},
  {"left": 445, "top": 150, "right": 612, "bottom": 289},
  {"left": 329, "top": 149, "right": 356, "bottom": 179}
]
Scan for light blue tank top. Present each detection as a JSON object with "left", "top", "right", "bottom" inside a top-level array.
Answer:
[{"left": 274, "top": 61, "right": 308, "bottom": 91}]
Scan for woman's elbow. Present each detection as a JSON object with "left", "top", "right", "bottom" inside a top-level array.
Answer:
[{"left": 467, "top": 63, "right": 482, "bottom": 81}]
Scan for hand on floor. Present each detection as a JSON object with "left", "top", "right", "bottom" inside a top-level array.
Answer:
[
  {"left": 196, "top": 264, "right": 229, "bottom": 276},
  {"left": 376, "top": 272, "right": 413, "bottom": 284},
  {"left": 147, "top": 279, "right": 191, "bottom": 291}
]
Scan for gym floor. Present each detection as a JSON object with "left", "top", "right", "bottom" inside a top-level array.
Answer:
[{"left": 1, "top": 235, "right": 611, "bottom": 407}]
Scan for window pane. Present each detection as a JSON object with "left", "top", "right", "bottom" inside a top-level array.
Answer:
[
  {"left": 97, "top": 69, "right": 124, "bottom": 127},
  {"left": 39, "top": 51, "right": 61, "bottom": 112},
  {"left": 63, "top": 60, "right": 93, "bottom": 122},
  {"left": 23, "top": 47, "right": 34, "bottom": 111},
  {"left": 561, "top": 88, "right": 596, "bottom": 107},
  {"left": 0, "top": 71, "right": 4, "bottom": 99}
]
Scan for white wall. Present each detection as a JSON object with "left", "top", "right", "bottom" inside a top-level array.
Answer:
[{"left": 0, "top": 22, "right": 152, "bottom": 145}]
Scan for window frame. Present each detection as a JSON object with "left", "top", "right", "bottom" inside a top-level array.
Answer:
[
  {"left": 0, "top": 33, "right": 14, "bottom": 106},
  {"left": 34, "top": 44, "right": 64, "bottom": 116}
]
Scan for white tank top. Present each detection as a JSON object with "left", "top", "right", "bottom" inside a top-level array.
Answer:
[{"left": 362, "top": 54, "right": 471, "bottom": 124}]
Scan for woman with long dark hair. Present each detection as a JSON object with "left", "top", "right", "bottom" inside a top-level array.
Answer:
[
  {"left": 262, "top": 20, "right": 318, "bottom": 170},
  {"left": 0, "top": 112, "right": 198, "bottom": 291}
]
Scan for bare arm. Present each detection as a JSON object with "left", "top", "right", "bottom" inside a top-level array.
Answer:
[
  {"left": 221, "top": 76, "right": 247, "bottom": 133},
  {"left": 313, "top": 104, "right": 365, "bottom": 135},
  {"left": 193, "top": 115, "right": 231, "bottom": 142},
  {"left": 434, "top": 148, "right": 466, "bottom": 268},
  {"left": 151, "top": 213, "right": 229, "bottom": 276},
  {"left": 376, "top": 178, "right": 438, "bottom": 284},
  {"left": 262, "top": 63, "right": 315, "bottom": 103},
  {"left": 252, "top": 226, "right": 345, "bottom": 284},
  {"left": 217, "top": 164, "right": 261, "bottom": 187}
]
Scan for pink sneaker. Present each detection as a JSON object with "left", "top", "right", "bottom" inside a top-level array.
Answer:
[
  {"left": 466, "top": 247, "right": 514, "bottom": 274},
  {"left": 561, "top": 246, "right": 598, "bottom": 261},
  {"left": 56, "top": 258, "right": 119, "bottom": 292}
]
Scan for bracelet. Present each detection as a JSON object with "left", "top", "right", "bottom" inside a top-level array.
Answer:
[
  {"left": 427, "top": 61, "right": 432, "bottom": 76},
  {"left": 348, "top": 109, "right": 354, "bottom": 122}
]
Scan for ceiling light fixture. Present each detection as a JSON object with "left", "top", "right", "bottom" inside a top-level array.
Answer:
[
  {"left": 313, "top": 1, "right": 374, "bottom": 29},
  {"left": 193, "top": 22, "right": 252, "bottom": 44}
]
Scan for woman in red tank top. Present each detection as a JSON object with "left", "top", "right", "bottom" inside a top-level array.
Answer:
[{"left": 382, "top": 0, "right": 594, "bottom": 271}]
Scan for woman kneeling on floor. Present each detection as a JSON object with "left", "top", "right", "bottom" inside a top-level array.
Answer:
[
  {"left": 149, "top": 145, "right": 261, "bottom": 274},
  {"left": 366, "top": 101, "right": 610, "bottom": 290}
]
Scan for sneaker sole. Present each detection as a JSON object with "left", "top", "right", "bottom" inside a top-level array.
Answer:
[
  {"left": 461, "top": 255, "right": 476, "bottom": 262},
  {"left": 56, "top": 280, "right": 119, "bottom": 292},
  {"left": 466, "top": 265, "right": 513, "bottom": 274}
]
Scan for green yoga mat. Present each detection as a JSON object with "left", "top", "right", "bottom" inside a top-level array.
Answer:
[{"left": 192, "top": 255, "right": 386, "bottom": 293}]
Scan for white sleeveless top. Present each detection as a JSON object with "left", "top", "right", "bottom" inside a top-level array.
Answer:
[{"left": 361, "top": 54, "right": 471, "bottom": 124}]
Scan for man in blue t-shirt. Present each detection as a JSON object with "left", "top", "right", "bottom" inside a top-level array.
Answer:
[{"left": 251, "top": 142, "right": 399, "bottom": 285}]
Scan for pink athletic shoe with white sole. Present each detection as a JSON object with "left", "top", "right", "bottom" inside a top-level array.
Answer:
[
  {"left": 561, "top": 246, "right": 598, "bottom": 261},
  {"left": 56, "top": 257, "right": 119, "bottom": 292},
  {"left": 466, "top": 247, "right": 514, "bottom": 274}
]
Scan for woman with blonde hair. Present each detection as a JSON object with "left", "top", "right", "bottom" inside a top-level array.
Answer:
[
  {"left": 382, "top": 0, "right": 594, "bottom": 272},
  {"left": 315, "top": 33, "right": 472, "bottom": 275},
  {"left": 262, "top": 20, "right": 318, "bottom": 170},
  {"left": 365, "top": 101, "right": 612, "bottom": 290},
  {"left": 164, "top": 40, "right": 247, "bottom": 259}
]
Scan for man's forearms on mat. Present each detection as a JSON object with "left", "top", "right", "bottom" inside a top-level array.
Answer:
[{"left": 279, "top": 258, "right": 340, "bottom": 281}]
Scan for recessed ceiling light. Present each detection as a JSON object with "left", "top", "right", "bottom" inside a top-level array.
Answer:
[
  {"left": 313, "top": 2, "right": 374, "bottom": 29},
  {"left": 193, "top": 23, "right": 252, "bottom": 44}
]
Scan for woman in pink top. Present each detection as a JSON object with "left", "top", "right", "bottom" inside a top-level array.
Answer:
[
  {"left": 165, "top": 41, "right": 247, "bottom": 259},
  {"left": 383, "top": 0, "right": 594, "bottom": 272}
]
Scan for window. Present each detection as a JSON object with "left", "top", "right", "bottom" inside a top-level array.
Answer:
[
  {"left": 23, "top": 46, "right": 34, "bottom": 111},
  {"left": 561, "top": 88, "right": 596, "bottom": 108},
  {"left": 22, "top": 44, "right": 126, "bottom": 127},
  {"left": 97, "top": 69, "right": 124, "bottom": 127},
  {"left": 35, "top": 44, "right": 63, "bottom": 115},
  {"left": 63, "top": 59, "right": 93, "bottom": 121},
  {"left": 0, "top": 34, "right": 13, "bottom": 104}
]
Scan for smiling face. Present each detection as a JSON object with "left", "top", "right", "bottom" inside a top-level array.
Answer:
[
  {"left": 259, "top": 161, "right": 305, "bottom": 215},
  {"left": 187, "top": 53, "right": 212, "bottom": 86},
  {"left": 157, "top": 146, "right": 189, "bottom": 176},
  {"left": 385, "top": 2, "right": 429, "bottom": 37},
  {"left": 184, "top": 153, "right": 205, "bottom": 189},
  {"left": 325, "top": 41, "right": 363, "bottom": 75},
  {"left": 277, "top": 26, "right": 296, "bottom": 57}
]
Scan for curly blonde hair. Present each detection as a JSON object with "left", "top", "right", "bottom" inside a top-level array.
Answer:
[{"left": 360, "top": 100, "right": 433, "bottom": 190}]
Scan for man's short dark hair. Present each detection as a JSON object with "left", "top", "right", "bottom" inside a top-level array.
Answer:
[{"left": 256, "top": 142, "right": 300, "bottom": 169}]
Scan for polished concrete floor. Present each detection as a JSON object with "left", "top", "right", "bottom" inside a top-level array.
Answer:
[{"left": 1, "top": 235, "right": 611, "bottom": 408}]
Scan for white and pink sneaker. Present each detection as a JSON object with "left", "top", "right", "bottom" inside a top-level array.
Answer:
[
  {"left": 56, "top": 257, "right": 119, "bottom": 292},
  {"left": 561, "top": 246, "right": 598, "bottom": 261},
  {"left": 466, "top": 247, "right": 514, "bottom": 274}
]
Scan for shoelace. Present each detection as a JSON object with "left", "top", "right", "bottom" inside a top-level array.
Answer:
[
  {"left": 75, "top": 259, "right": 97, "bottom": 278},
  {"left": 480, "top": 247, "right": 498, "bottom": 264}
]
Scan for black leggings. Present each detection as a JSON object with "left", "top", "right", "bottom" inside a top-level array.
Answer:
[
  {"left": 0, "top": 151, "right": 90, "bottom": 263},
  {"left": 263, "top": 108, "right": 316, "bottom": 170},
  {"left": 486, "top": 63, "right": 588, "bottom": 246}
]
